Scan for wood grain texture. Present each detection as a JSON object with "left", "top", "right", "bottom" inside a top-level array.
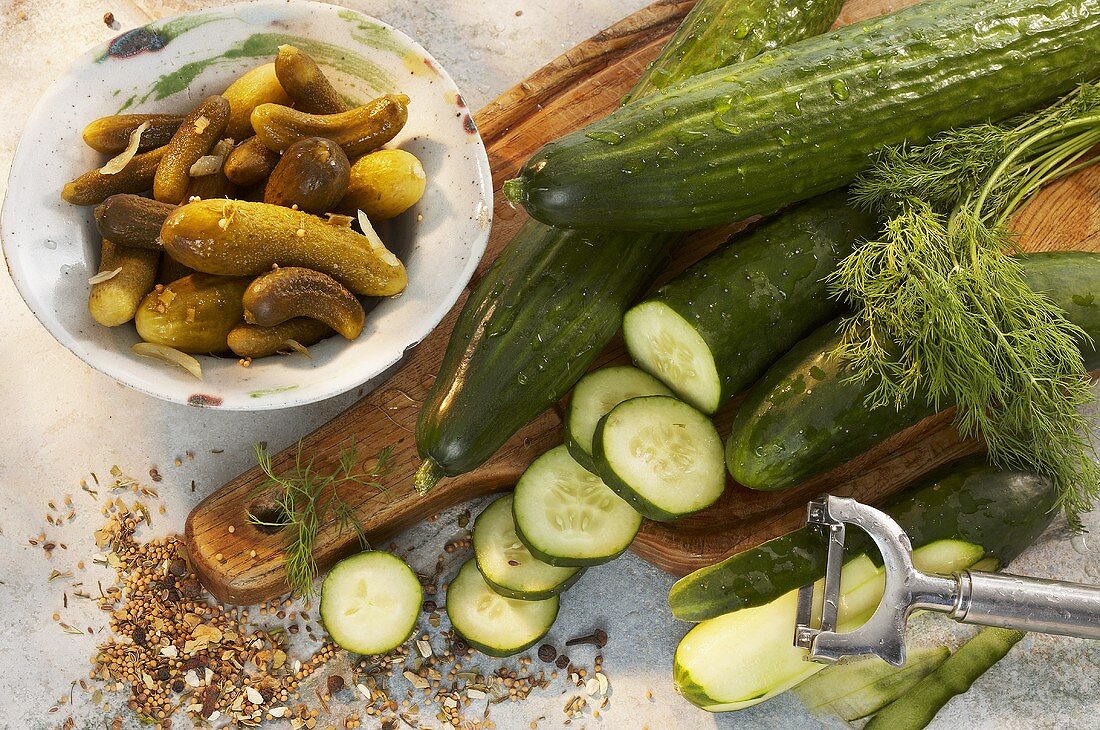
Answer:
[{"left": 186, "top": 0, "right": 1100, "bottom": 603}]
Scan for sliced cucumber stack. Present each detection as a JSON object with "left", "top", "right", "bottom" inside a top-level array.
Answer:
[
  {"left": 446, "top": 559, "right": 559, "bottom": 657},
  {"left": 566, "top": 366, "right": 673, "bottom": 471},
  {"left": 473, "top": 495, "right": 583, "bottom": 600},
  {"left": 592, "top": 395, "right": 726, "bottom": 521},
  {"left": 320, "top": 551, "right": 422, "bottom": 655},
  {"left": 513, "top": 445, "right": 642, "bottom": 566}
]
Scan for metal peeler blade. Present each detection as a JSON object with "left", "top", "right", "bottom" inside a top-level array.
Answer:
[{"left": 793, "top": 494, "right": 1100, "bottom": 666}]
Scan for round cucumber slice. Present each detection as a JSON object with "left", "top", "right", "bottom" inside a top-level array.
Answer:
[
  {"left": 473, "top": 495, "right": 583, "bottom": 600},
  {"left": 320, "top": 551, "right": 422, "bottom": 655},
  {"left": 446, "top": 559, "right": 559, "bottom": 657},
  {"left": 623, "top": 301, "right": 721, "bottom": 413},
  {"left": 566, "top": 366, "right": 674, "bottom": 471},
  {"left": 593, "top": 395, "right": 726, "bottom": 521},
  {"left": 512, "top": 445, "right": 642, "bottom": 567}
]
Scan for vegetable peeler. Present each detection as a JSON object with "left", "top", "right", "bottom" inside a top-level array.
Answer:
[{"left": 794, "top": 495, "right": 1100, "bottom": 666}]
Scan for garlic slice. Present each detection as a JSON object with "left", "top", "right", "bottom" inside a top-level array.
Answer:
[
  {"left": 99, "top": 121, "right": 149, "bottom": 175},
  {"left": 357, "top": 209, "right": 402, "bottom": 268},
  {"left": 131, "top": 342, "right": 203, "bottom": 380},
  {"left": 88, "top": 266, "right": 123, "bottom": 285}
]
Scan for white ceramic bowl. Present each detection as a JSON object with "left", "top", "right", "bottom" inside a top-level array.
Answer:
[{"left": 1, "top": 1, "right": 491, "bottom": 409}]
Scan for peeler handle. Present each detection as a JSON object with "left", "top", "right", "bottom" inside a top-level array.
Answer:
[{"left": 952, "top": 571, "right": 1100, "bottom": 640}]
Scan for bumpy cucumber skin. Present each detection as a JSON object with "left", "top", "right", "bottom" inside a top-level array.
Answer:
[
  {"left": 670, "top": 528, "right": 827, "bottom": 621},
  {"left": 727, "top": 252, "right": 1100, "bottom": 491},
  {"left": 669, "top": 457, "right": 1056, "bottom": 621},
  {"left": 627, "top": 191, "right": 876, "bottom": 412},
  {"left": 878, "top": 456, "right": 1056, "bottom": 568},
  {"left": 623, "top": 0, "right": 845, "bottom": 103},
  {"left": 509, "top": 0, "right": 1100, "bottom": 231},
  {"left": 726, "top": 321, "right": 935, "bottom": 491},
  {"left": 414, "top": 0, "right": 847, "bottom": 489}
]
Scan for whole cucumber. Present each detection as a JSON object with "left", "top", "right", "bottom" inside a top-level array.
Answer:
[
  {"left": 727, "top": 252, "right": 1100, "bottom": 492},
  {"left": 669, "top": 456, "right": 1056, "bottom": 621},
  {"left": 505, "top": 0, "right": 1100, "bottom": 231},
  {"left": 623, "top": 190, "right": 876, "bottom": 413},
  {"left": 414, "top": 0, "right": 847, "bottom": 491}
]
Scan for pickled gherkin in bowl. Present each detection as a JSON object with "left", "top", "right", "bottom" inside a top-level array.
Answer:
[{"left": 2, "top": 2, "right": 492, "bottom": 409}]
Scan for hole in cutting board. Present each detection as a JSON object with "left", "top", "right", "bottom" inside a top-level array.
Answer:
[{"left": 247, "top": 502, "right": 289, "bottom": 535}]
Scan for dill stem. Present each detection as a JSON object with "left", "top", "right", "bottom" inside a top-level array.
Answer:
[
  {"left": 994, "top": 127, "right": 1100, "bottom": 227},
  {"left": 974, "top": 115, "right": 1100, "bottom": 220}
]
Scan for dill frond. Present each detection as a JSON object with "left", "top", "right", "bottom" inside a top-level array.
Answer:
[
  {"left": 837, "top": 80, "right": 1100, "bottom": 529},
  {"left": 248, "top": 440, "right": 394, "bottom": 596}
]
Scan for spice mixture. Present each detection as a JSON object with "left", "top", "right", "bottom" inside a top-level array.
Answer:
[{"left": 46, "top": 467, "right": 614, "bottom": 729}]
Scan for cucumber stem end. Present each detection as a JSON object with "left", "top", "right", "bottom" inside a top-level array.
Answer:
[
  {"left": 502, "top": 178, "right": 526, "bottom": 205},
  {"left": 414, "top": 458, "right": 444, "bottom": 495}
]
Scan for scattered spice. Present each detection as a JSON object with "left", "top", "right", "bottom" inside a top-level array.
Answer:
[
  {"left": 103, "top": 11, "right": 115, "bottom": 26},
  {"left": 537, "top": 644, "right": 557, "bottom": 663},
  {"left": 48, "top": 464, "right": 614, "bottom": 728},
  {"left": 565, "top": 628, "right": 608, "bottom": 648}
]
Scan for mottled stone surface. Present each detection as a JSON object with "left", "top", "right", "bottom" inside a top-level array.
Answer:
[{"left": 0, "top": 1, "right": 1097, "bottom": 728}]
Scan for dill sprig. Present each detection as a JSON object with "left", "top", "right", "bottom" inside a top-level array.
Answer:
[
  {"left": 249, "top": 440, "right": 394, "bottom": 596},
  {"left": 833, "top": 81, "right": 1100, "bottom": 529}
]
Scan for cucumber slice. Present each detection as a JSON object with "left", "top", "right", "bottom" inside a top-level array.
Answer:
[
  {"left": 473, "top": 495, "right": 583, "bottom": 600},
  {"left": 320, "top": 551, "right": 422, "bottom": 655},
  {"left": 446, "top": 559, "right": 559, "bottom": 657},
  {"left": 566, "top": 366, "right": 673, "bottom": 471},
  {"left": 513, "top": 445, "right": 642, "bottom": 567},
  {"left": 623, "top": 301, "right": 721, "bottom": 413},
  {"left": 593, "top": 395, "right": 725, "bottom": 521}
]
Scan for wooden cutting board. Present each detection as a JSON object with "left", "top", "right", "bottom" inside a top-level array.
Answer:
[{"left": 186, "top": 0, "right": 1100, "bottom": 604}]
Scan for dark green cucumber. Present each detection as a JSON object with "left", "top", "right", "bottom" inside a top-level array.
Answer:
[
  {"left": 413, "top": 0, "right": 847, "bottom": 491},
  {"left": 669, "top": 456, "right": 1056, "bottom": 621},
  {"left": 623, "top": 191, "right": 876, "bottom": 413},
  {"left": 505, "top": 0, "right": 1100, "bottom": 231},
  {"left": 727, "top": 252, "right": 1100, "bottom": 492}
]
